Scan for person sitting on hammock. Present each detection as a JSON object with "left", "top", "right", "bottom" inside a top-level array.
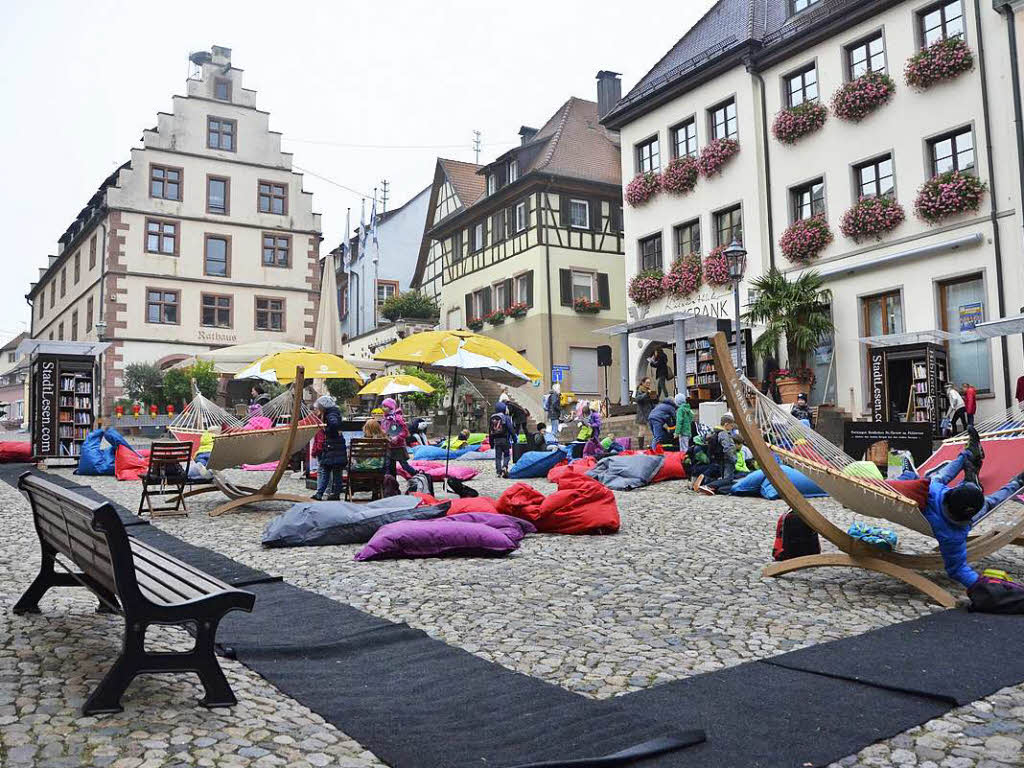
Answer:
[{"left": 888, "top": 428, "right": 1024, "bottom": 588}]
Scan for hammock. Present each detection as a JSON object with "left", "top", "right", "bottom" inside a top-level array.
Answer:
[
  {"left": 168, "top": 386, "right": 245, "bottom": 453},
  {"left": 919, "top": 403, "right": 1024, "bottom": 492}
]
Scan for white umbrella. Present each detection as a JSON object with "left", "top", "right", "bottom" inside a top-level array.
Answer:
[
  {"left": 314, "top": 256, "right": 342, "bottom": 355},
  {"left": 431, "top": 348, "right": 530, "bottom": 383}
]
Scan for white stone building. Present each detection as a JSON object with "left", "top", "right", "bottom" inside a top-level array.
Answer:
[
  {"left": 26, "top": 46, "right": 322, "bottom": 414},
  {"left": 603, "top": 0, "right": 1024, "bottom": 424}
]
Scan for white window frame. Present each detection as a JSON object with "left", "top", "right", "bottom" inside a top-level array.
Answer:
[
  {"left": 508, "top": 159, "right": 518, "bottom": 183},
  {"left": 486, "top": 174, "right": 496, "bottom": 196},
  {"left": 515, "top": 201, "right": 527, "bottom": 232},
  {"left": 514, "top": 272, "right": 530, "bottom": 304},
  {"left": 493, "top": 281, "right": 507, "bottom": 309},
  {"left": 473, "top": 222, "right": 485, "bottom": 251},
  {"left": 571, "top": 270, "right": 595, "bottom": 302},
  {"left": 569, "top": 199, "right": 590, "bottom": 229}
]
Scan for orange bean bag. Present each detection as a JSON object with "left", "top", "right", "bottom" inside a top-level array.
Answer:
[
  {"left": 114, "top": 445, "right": 150, "bottom": 481},
  {"left": 0, "top": 441, "right": 32, "bottom": 462},
  {"left": 652, "top": 451, "right": 687, "bottom": 483},
  {"left": 546, "top": 457, "right": 595, "bottom": 483},
  {"left": 410, "top": 492, "right": 440, "bottom": 506},
  {"left": 537, "top": 473, "right": 620, "bottom": 535},
  {"left": 446, "top": 496, "right": 499, "bottom": 516},
  {"left": 496, "top": 482, "right": 546, "bottom": 522}
]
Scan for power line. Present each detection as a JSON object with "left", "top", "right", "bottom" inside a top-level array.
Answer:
[{"left": 292, "top": 164, "right": 375, "bottom": 199}]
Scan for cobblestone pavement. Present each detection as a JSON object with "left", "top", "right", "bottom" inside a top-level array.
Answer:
[{"left": 2, "top": 461, "right": 1023, "bottom": 767}]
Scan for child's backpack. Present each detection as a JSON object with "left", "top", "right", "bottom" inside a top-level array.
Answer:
[
  {"left": 542, "top": 393, "right": 552, "bottom": 411},
  {"left": 489, "top": 413, "right": 508, "bottom": 440},
  {"left": 772, "top": 511, "right": 820, "bottom": 561}
]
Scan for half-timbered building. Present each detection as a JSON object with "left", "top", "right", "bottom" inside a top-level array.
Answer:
[{"left": 412, "top": 74, "right": 626, "bottom": 402}]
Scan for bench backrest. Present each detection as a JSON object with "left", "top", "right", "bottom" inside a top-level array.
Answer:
[
  {"left": 19, "top": 472, "right": 137, "bottom": 606},
  {"left": 143, "top": 440, "right": 192, "bottom": 482}
]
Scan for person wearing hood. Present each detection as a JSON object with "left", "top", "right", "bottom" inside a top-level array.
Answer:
[
  {"left": 647, "top": 397, "right": 678, "bottom": 448},
  {"left": 489, "top": 400, "right": 515, "bottom": 478},
  {"left": 312, "top": 395, "right": 347, "bottom": 501},
  {"left": 545, "top": 382, "right": 562, "bottom": 434},
  {"left": 790, "top": 393, "right": 813, "bottom": 428},
  {"left": 674, "top": 394, "right": 693, "bottom": 451},
  {"left": 380, "top": 397, "right": 416, "bottom": 477}
]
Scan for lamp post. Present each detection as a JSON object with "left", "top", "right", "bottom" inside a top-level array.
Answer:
[{"left": 723, "top": 238, "right": 747, "bottom": 370}]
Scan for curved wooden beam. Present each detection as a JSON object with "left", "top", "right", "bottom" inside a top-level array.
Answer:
[
  {"left": 208, "top": 492, "right": 312, "bottom": 518},
  {"left": 763, "top": 553, "right": 957, "bottom": 608}
]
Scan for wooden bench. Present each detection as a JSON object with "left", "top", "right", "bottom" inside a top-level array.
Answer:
[{"left": 12, "top": 472, "right": 255, "bottom": 714}]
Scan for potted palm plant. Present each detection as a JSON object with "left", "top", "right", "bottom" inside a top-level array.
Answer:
[{"left": 743, "top": 267, "right": 834, "bottom": 403}]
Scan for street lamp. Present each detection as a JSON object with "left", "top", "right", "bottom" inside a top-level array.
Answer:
[{"left": 723, "top": 238, "right": 747, "bottom": 370}]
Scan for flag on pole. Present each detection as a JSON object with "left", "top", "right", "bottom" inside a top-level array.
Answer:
[
  {"left": 369, "top": 197, "right": 379, "bottom": 264},
  {"left": 357, "top": 198, "right": 367, "bottom": 259}
]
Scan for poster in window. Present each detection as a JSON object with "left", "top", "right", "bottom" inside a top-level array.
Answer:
[{"left": 958, "top": 302, "right": 983, "bottom": 333}]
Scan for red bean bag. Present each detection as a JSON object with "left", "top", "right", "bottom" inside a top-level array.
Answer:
[
  {"left": 0, "top": 441, "right": 32, "bottom": 463},
  {"left": 537, "top": 473, "right": 620, "bottom": 535},
  {"left": 652, "top": 451, "right": 687, "bottom": 483},
  {"left": 446, "top": 496, "right": 499, "bottom": 516},
  {"left": 496, "top": 482, "right": 546, "bottom": 522},
  {"left": 546, "top": 457, "right": 596, "bottom": 483},
  {"left": 114, "top": 445, "right": 150, "bottom": 481},
  {"left": 410, "top": 492, "right": 440, "bottom": 506}
]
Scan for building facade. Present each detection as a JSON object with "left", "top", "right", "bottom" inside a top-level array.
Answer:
[
  {"left": 603, "top": 0, "right": 1024, "bottom": 422},
  {"left": 334, "top": 186, "right": 431, "bottom": 346},
  {"left": 0, "top": 333, "right": 28, "bottom": 429},
  {"left": 26, "top": 46, "right": 322, "bottom": 415},
  {"left": 413, "top": 76, "right": 627, "bottom": 406}
]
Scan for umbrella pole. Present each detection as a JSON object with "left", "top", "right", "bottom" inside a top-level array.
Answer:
[{"left": 445, "top": 368, "right": 460, "bottom": 483}]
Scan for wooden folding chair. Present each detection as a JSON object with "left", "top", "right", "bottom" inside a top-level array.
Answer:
[
  {"left": 346, "top": 438, "right": 388, "bottom": 501},
  {"left": 138, "top": 441, "right": 193, "bottom": 517}
]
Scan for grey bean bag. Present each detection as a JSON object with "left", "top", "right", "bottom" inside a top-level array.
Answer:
[
  {"left": 585, "top": 454, "right": 665, "bottom": 491},
  {"left": 261, "top": 496, "right": 450, "bottom": 548}
]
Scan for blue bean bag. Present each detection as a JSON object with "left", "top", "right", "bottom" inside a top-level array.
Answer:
[
  {"left": 76, "top": 427, "right": 137, "bottom": 476},
  {"left": 730, "top": 469, "right": 766, "bottom": 496},
  {"left": 760, "top": 465, "right": 827, "bottom": 500},
  {"left": 508, "top": 447, "right": 567, "bottom": 479},
  {"left": 261, "top": 496, "right": 450, "bottom": 547},
  {"left": 411, "top": 444, "right": 474, "bottom": 461}
]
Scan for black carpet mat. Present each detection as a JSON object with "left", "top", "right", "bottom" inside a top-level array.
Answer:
[
  {"left": 218, "top": 581, "right": 704, "bottom": 768},
  {"left": 615, "top": 661, "right": 950, "bottom": 768},
  {"left": 764, "top": 609, "right": 1024, "bottom": 705}
]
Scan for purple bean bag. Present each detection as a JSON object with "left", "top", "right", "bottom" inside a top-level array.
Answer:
[{"left": 354, "top": 513, "right": 534, "bottom": 561}]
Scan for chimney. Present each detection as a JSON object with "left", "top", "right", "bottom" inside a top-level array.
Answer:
[
  {"left": 596, "top": 70, "right": 622, "bottom": 120},
  {"left": 519, "top": 126, "right": 538, "bottom": 146}
]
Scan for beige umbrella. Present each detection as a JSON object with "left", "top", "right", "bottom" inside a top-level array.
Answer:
[{"left": 314, "top": 256, "right": 342, "bottom": 354}]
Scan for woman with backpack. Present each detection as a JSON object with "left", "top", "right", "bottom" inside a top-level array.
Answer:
[
  {"left": 489, "top": 401, "right": 515, "bottom": 478},
  {"left": 311, "top": 396, "right": 347, "bottom": 501},
  {"left": 380, "top": 397, "right": 416, "bottom": 478}
]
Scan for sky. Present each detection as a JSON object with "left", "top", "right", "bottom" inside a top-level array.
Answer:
[{"left": 0, "top": 0, "right": 716, "bottom": 347}]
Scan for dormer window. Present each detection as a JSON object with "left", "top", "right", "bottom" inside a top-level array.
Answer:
[
  {"left": 214, "top": 78, "right": 232, "bottom": 101},
  {"left": 508, "top": 159, "right": 518, "bottom": 183},
  {"left": 486, "top": 174, "right": 497, "bottom": 196},
  {"left": 791, "top": 0, "right": 821, "bottom": 14}
]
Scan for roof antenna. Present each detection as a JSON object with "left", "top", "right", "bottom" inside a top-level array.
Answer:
[
  {"left": 380, "top": 179, "right": 389, "bottom": 212},
  {"left": 472, "top": 130, "right": 482, "bottom": 164}
]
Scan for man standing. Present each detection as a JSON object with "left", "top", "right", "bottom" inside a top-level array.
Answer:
[
  {"left": 648, "top": 346, "right": 671, "bottom": 399},
  {"left": 963, "top": 382, "right": 977, "bottom": 427},
  {"left": 945, "top": 382, "right": 967, "bottom": 436},
  {"left": 545, "top": 382, "right": 562, "bottom": 435}
]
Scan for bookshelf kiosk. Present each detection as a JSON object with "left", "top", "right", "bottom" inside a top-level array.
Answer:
[
  {"left": 27, "top": 342, "right": 107, "bottom": 463},
  {"left": 866, "top": 341, "right": 949, "bottom": 431}
]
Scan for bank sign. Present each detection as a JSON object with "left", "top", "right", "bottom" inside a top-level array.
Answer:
[{"left": 629, "top": 287, "right": 733, "bottom": 322}]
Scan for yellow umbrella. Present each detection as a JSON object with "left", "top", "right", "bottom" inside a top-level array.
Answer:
[
  {"left": 358, "top": 373, "right": 435, "bottom": 397},
  {"left": 373, "top": 330, "right": 541, "bottom": 385},
  {"left": 234, "top": 348, "right": 364, "bottom": 383}
]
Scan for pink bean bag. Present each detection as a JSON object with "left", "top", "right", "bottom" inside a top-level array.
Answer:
[
  {"left": 244, "top": 416, "right": 274, "bottom": 431},
  {"left": 400, "top": 460, "right": 479, "bottom": 481},
  {"left": 242, "top": 461, "right": 280, "bottom": 471}
]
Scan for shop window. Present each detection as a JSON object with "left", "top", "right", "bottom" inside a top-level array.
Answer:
[{"left": 939, "top": 274, "right": 991, "bottom": 392}]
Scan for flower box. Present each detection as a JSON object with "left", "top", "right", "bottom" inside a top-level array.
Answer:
[
  {"left": 506, "top": 302, "right": 528, "bottom": 319},
  {"left": 662, "top": 253, "right": 702, "bottom": 297},
  {"left": 914, "top": 170, "right": 988, "bottom": 224},
  {"left": 696, "top": 138, "right": 739, "bottom": 178},
  {"left": 772, "top": 101, "right": 828, "bottom": 144},
  {"left": 771, "top": 368, "right": 816, "bottom": 404},
  {"left": 625, "top": 171, "right": 661, "bottom": 207},
  {"left": 573, "top": 297, "right": 602, "bottom": 314},
  {"left": 660, "top": 156, "right": 699, "bottom": 195},
  {"left": 905, "top": 37, "right": 974, "bottom": 90},
  {"left": 780, "top": 214, "right": 834, "bottom": 265},
  {"left": 467, "top": 318, "right": 484, "bottom": 331},
  {"left": 839, "top": 196, "right": 906, "bottom": 242},
  {"left": 628, "top": 270, "right": 665, "bottom": 305},
  {"left": 703, "top": 245, "right": 733, "bottom": 287},
  {"left": 831, "top": 71, "right": 896, "bottom": 122},
  {"left": 484, "top": 310, "right": 506, "bottom": 325}
]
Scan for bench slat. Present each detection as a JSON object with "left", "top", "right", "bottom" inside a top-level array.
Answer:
[
  {"left": 132, "top": 569, "right": 194, "bottom": 605},
  {"left": 129, "top": 540, "right": 232, "bottom": 596}
]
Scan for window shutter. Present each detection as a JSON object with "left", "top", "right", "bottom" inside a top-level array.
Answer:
[
  {"left": 526, "top": 270, "right": 534, "bottom": 307},
  {"left": 465, "top": 292, "right": 474, "bottom": 321},
  {"left": 597, "top": 273, "right": 610, "bottom": 309},
  {"left": 559, "top": 269, "right": 572, "bottom": 307},
  {"left": 482, "top": 289, "right": 492, "bottom": 316},
  {"left": 560, "top": 194, "right": 570, "bottom": 228},
  {"left": 493, "top": 212, "right": 504, "bottom": 242},
  {"left": 524, "top": 196, "right": 532, "bottom": 229},
  {"left": 507, "top": 207, "right": 515, "bottom": 234},
  {"left": 503, "top": 278, "right": 513, "bottom": 309},
  {"left": 591, "top": 199, "right": 602, "bottom": 231},
  {"left": 611, "top": 202, "right": 623, "bottom": 233}
]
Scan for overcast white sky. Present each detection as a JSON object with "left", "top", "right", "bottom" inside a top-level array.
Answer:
[{"left": 0, "top": 0, "right": 715, "bottom": 347}]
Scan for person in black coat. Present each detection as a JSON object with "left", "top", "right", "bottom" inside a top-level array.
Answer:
[
  {"left": 647, "top": 398, "right": 677, "bottom": 447},
  {"left": 313, "top": 395, "right": 347, "bottom": 501}
]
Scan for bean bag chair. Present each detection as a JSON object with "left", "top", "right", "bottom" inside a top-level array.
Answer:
[
  {"left": 496, "top": 482, "right": 546, "bottom": 522},
  {"left": 652, "top": 451, "right": 686, "bottom": 483},
  {"left": 442, "top": 432, "right": 487, "bottom": 448},
  {"left": 412, "top": 444, "right": 474, "bottom": 461},
  {"left": 585, "top": 454, "right": 664, "bottom": 491},
  {"left": 537, "top": 473, "right": 619, "bottom": 534},
  {"left": 509, "top": 447, "right": 567, "bottom": 479},
  {"left": 547, "top": 457, "right": 596, "bottom": 483},
  {"left": 114, "top": 445, "right": 150, "bottom": 481},
  {"left": 730, "top": 470, "right": 767, "bottom": 497},
  {"left": 0, "top": 441, "right": 32, "bottom": 463},
  {"left": 261, "top": 496, "right": 450, "bottom": 547},
  {"left": 842, "top": 460, "right": 885, "bottom": 480},
  {"left": 242, "top": 461, "right": 279, "bottom": 471},
  {"left": 354, "top": 513, "right": 532, "bottom": 560},
  {"left": 244, "top": 416, "right": 273, "bottom": 431},
  {"left": 446, "top": 496, "right": 499, "bottom": 516},
  {"left": 399, "top": 461, "right": 479, "bottom": 481},
  {"left": 760, "top": 465, "right": 828, "bottom": 500},
  {"left": 460, "top": 449, "right": 496, "bottom": 461},
  {"left": 410, "top": 492, "right": 440, "bottom": 506},
  {"left": 76, "top": 428, "right": 136, "bottom": 475}
]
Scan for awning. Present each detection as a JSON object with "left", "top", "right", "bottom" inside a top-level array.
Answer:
[
  {"left": 858, "top": 330, "right": 956, "bottom": 347},
  {"left": 595, "top": 312, "right": 727, "bottom": 343},
  {"left": 961, "top": 313, "right": 1024, "bottom": 342},
  {"left": 16, "top": 339, "right": 111, "bottom": 358}
]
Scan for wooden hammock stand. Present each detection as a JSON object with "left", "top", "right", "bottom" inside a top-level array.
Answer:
[{"left": 710, "top": 332, "right": 1024, "bottom": 607}]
